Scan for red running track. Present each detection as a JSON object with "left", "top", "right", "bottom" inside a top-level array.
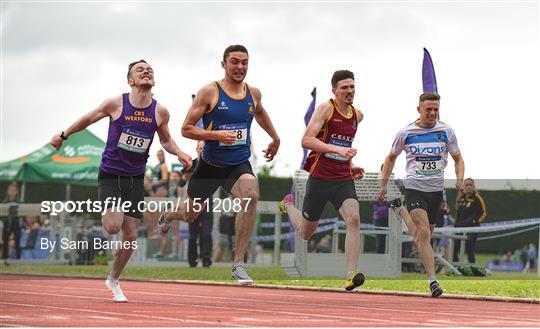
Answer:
[{"left": 0, "top": 275, "right": 539, "bottom": 327}]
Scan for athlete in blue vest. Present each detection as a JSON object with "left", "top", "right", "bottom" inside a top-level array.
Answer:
[{"left": 159, "top": 45, "right": 280, "bottom": 284}]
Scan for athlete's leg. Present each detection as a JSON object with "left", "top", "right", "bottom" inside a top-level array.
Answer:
[
  {"left": 388, "top": 199, "right": 416, "bottom": 236},
  {"left": 339, "top": 198, "right": 361, "bottom": 274},
  {"left": 230, "top": 173, "right": 258, "bottom": 263},
  {"left": 102, "top": 209, "right": 124, "bottom": 235},
  {"left": 399, "top": 208, "right": 417, "bottom": 237},
  {"left": 281, "top": 176, "right": 327, "bottom": 240},
  {"left": 410, "top": 209, "right": 436, "bottom": 279},
  {"left": 110, "top": 217, "right": 138, "bottom": 279},
  {"left": 283, "top": 202, "right": 319, "bottom": 240},
  {"left": 163, "top": 197, "right": 202, "bottom": 224}
]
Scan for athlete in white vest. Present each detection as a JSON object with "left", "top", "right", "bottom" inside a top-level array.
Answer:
[{"left": 378, "top": 92, "right": 465, "bottom": 297}]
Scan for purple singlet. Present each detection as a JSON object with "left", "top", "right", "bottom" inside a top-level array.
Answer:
[{"left": 100, "top": 93, "right": 158, "bottom": 176}]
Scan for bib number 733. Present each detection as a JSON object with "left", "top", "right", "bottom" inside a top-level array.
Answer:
[{"left": 415, "top": 156, "right": 443, "bottom": 176}]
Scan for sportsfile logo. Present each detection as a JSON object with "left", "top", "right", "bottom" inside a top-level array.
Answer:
[{"left": 408, "top": 145, "right": 445, "bottom": 155}]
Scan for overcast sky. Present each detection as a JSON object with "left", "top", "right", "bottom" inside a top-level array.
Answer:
[{"left": 1, "top": 1, "right": 539, "bottom": 182}]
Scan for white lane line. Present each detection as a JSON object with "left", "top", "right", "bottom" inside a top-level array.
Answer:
[
  {"left": 0, "top": 289, "right": 444, "bottom": 327},
  {"left": 0, "top": 322, "right": 28, "bottom": 328},
  {"left": 0, "top": 300, "right": 245, "bottom": 327},
  {"left": 45, "top": 315, "right": 70, "bottom": 320},
  {"left": 4, "top": 281, "right": 536, "bottom": 325},
  {"left": 89, "top": 315, "right": 122, "bottom": 320}
]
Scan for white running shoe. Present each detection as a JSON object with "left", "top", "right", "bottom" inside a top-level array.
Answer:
[
  {"left": 157, "top": 213, "right": 171, "bottom": 236},
  {"left": 105, "top": 277, "right": 128, "bottom": 302},
  {"left": 232, "top": 262, "right": 254, "bottom": 285}
]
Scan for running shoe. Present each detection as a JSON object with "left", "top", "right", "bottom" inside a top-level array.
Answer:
[
  {"left": 279, "top": 194, "right": 294, "bottom": 214},
  {"left": 105, "top": 277, "right": 128, "bottom": 302},
  {"left": 386, "top": 198, "right": 404, "bottom": 213},
  {"left": 344, "top": 272, "right": 366, "bottom": 291},
  {"left": 232, "top": 262, "right": 253, "bottom": 285},
  {"left": 157, "top": 213, "right": 171, "bottom": 236},
  {"left": 429, "top": 280, "right": 444, "bottom": 297}
]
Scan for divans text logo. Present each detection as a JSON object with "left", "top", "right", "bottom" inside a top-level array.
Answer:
[{"left": 408, "top": 145, "right": 446, "bottom": 155}]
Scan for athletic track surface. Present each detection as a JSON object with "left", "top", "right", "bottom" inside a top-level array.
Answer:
[{"left": 1, "top": 275, "right": 539, "bottom": 327}]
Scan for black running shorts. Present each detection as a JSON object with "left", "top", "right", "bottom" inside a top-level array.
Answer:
[
  {"left": 301, "top": 176, "right": 358, "bottom": 222},
  {"left": 187, "top": 156, "right": 255, "bottom": 201},
  {"left": 98, "top": 170, "right": 145, "bottom": 220},
  {"left": 404, "top": 189, "right": 444, "bottom": 225}
]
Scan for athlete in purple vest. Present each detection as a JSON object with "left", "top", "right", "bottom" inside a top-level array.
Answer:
[
  {"left": 158, "top": 45, "right": 280, "bottom": 285},
  {"left": 50, "top": 60, "right": 192, "bottom": 302}
]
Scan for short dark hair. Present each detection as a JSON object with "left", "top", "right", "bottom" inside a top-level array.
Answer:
[
  {"left": 419, "top": 92, "right": 440, "bottom": 103},
  {"left": 127, "top": 59, "right": 148, "bottom": 79},
  {"left": 331, "top": 70, "right": 354, "bottom": 88},
  {"left": 223, "top": 45, "right": 248, "bottom": 62}
]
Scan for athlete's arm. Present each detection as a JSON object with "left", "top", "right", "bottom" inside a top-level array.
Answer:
[
  {"left": 356, "top": 108, "right": 364, "bottom": 123},
  {"left": 181, "top": 84, "right": 236, "bottom": 144},
  {"left": 451, "top": 152, "right": 465, "bottom": 191},
  {"left": 50, "top": 96, "right": 120, "bottom": 150},
  {"left": 351, "top": 108, "right": 365, "bottom": 179},
  {"left": 377, "top": 151, "right": 398, "bottom": 201},
  {"left": 251, "top": 87, "right": 280, "bottom": 162},
  {"left": 156, "top": 105, "right": 192, "bottom": 171},
  {"left": 302, "top": 103, "right": 357, "bottom": 159}
]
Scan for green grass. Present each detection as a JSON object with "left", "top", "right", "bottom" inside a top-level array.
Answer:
[{"left": 2, "top": 263, "right": 539, "bottom": 299}]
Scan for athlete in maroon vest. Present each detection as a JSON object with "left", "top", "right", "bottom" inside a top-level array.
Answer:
[{"left": 280, "top": 70, "right": 366, "bottom": 291}]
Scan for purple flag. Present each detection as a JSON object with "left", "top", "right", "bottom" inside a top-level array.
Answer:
[
  {"left": 422, "top": 48, "right": 438, "bottom": 93},
  {"left": 300, "top": 87, "right": 317, "bottom": 168},
  {"left": 287, "top": 87, "right": 316, "bottom": 251}
]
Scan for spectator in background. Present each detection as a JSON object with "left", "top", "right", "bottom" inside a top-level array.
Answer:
[
  {"left": 2, "top": 182, "right": 22, "bottom": 260},
  {"left": 524, "top": 243, "right": 537, "bottom": 273},
  {"left": 453, "top": 178, "right": 487, "bottom": 263},
  {"left": 436, "top": 202, "right": 453, "bottom": 262},
  {"left": 511, "top": 249, "right": 520, "bottom": 262},
  {"left": 152, "top": 149, "right": 169, "bottom": 196},
  {"left": 520, "top": 245, "right": 529, "bottom": 268},
  {"left": 169, "top": 170, "right": 183, "bottom": 200},
  {"left": 25, "top": 216, "right": 41, "bottom": 231},
  {"left": 186, "top": 141, "right": 213, "bottom": 267},
  {"left": 501, "top": 250, "right": 513, "bottom": 263},
  {"left": 372, "top": 200, "right": 388, "bottom": 254},
  {"left": 188, "top": 205, "right": 214, "bottom": 267}
]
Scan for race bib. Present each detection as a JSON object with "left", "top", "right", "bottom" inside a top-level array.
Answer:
[
  {"left": 325, "top": 138, "right": 351, "bottom": 162},
  {"left": 117, "top": 128, "right": 152, "bottom": 153},
  {"left": 218, "top": 123, "right": 248, "bottom": 147},
  {"left": 415, "top": 156, "right": 443, "bottom": 176}
]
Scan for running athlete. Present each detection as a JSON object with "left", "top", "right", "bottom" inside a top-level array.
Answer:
[
  {"left": 158, "top": 45, "right": 280, "bottom": 284},
  {"left": 50, "top": 60, "right": 192, "bottom": 302},
  {"left": 377, "top": 92, "right": 465, "bottom": 297},
  {"left": 279, "top": 70, "right": 366, "bottom": 291}
]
